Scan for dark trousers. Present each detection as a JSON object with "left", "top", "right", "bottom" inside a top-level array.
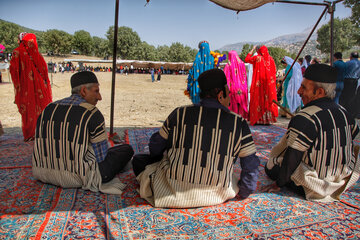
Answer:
[
  {"left": 339, "top": 78, "right": 358, "bottom": 116},
  {"left": 265, "top": 164, "right": 305, "bottom": 197},
  {"left": 132, "top": 153, "right": 162, "bottom": 176},
  {"left": 349, "top": 86, "right": 360, "bottom": 119},
  {"left": 98, "top": 144, "right": 134, "bottom": 183}
]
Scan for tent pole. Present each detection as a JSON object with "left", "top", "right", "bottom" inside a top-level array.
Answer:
[
  {"left": 110, "top": 0, "right": 119, "bottom": 135},
  {"left": 281, "top": 5, "right": 328, "bottom": 82},
  {"left": 276, "top": 0, "right": 328, "bottom": 7},
  {"left": 328, "top": 2, "right": 335, "bottom": 66}
]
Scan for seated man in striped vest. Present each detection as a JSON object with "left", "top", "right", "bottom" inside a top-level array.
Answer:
[
  {"left": 133, "top": 68, "right": 260, "bottom": 208},
  {"left": 265, "top": 64, "right": 360, "bottom": 202},
  {"left": 32, "top": 71, "right": 134, "bottom": 194}
]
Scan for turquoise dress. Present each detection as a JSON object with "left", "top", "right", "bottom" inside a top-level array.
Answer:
[
  {"left": 187, "top": 42, "right": 214, "bottom": 104},
  {"left": 281, "top": 65, "right": 293, "bottom": 110}
]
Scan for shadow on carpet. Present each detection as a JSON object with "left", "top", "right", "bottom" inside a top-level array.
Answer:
[{"left": 0, "top": 126, "right": 359, "bottom": 239}]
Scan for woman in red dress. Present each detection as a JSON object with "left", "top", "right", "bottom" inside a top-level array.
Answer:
[
  {"left": 10, "top": 33, "right": 52, "bottom": 141},
  {"left": 245, "top": 45, "right": 278, "bottom": 125}
]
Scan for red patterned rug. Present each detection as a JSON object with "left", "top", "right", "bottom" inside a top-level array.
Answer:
[{"left": 1, "top": 126, "right": 359, "bottom": 239}]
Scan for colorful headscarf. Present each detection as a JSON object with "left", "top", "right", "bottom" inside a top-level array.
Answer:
[
  {"left": 224, "top": 50, "right": 248, "bottom": 119},
  {"left": 186, "top": 41, "right": 214, "bottom": 104},
  {"left": 284, "top": 56, "right": 302, "bottom": 113}
]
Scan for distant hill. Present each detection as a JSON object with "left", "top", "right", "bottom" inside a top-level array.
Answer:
[
  {"left": 0, "top": 19, "right": 43, "bottom": 35},
  {"left": 218, "top": 27, "right": 325, "bottom": 58}
]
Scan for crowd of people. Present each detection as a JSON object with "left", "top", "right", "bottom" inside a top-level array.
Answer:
[
  {"left": 47, "top": 62, "right": 189, "bottom": 75},
  {"left": 3, "top": 33, "right": 360, "bottom": 208}
]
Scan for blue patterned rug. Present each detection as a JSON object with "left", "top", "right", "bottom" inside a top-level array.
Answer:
[
  {"left": 124, "top": 125, "right": 360, "bottom": 239},
  {"left": 0, "top": 134, "right": 33, "bottom": 169},
  {"left": 1, "top": 126, "right": 359, "bottom": 239}
]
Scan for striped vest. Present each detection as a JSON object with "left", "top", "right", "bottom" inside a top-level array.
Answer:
[
  {"left": 138, "top": 104, "right": 256, "bottom": 208},
  {"left": 32, "top": 101, "right": 108, "bottom": 192},
  {"left": 271, "top": 98, "right": 359, "bottom": 202}
]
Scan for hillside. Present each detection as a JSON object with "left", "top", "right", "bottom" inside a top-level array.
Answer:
[{"left": 219, "top": 27, "right": 325, "bottom": 58}]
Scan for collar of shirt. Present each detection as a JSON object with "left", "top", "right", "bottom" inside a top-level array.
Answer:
[
  {"left": 56, "top": 94, "right": 86, "bottom": 105},
  {"left": 302, "top": 97, "right": 334, "bottom": 109},
  {"left": 197, "top": 98, "right": 230, "bottom": 112}
]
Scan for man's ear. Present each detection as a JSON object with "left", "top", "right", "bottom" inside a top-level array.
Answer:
[
  {"left": 79, "top": 86, "right": 87, "bottom": 98},
  {"left": 217, "top": 90, "right": 224, "bottom": 102},
  {"left": 317, "top": 87, "right": 326, "bottom": 96}
]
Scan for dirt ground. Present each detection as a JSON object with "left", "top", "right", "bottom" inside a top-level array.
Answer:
[{"left": 1, "top": 70, "right": 193, "bottom": 137}]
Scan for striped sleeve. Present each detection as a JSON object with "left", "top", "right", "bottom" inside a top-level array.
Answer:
[
  {"left": 159, "top": 107, "right": 179, "bottom": 140},
  {"left": 287, "top": 112, "right": 317, "bottom": 152},
  {"left": 352, "top": 122, "right": 359, "bottom": 139},
  {"left": 88, "top": 109, "right": 107, "bottom": 143},
  {"left": 237, "top": 119, "right": 256, "bottom": 158}
]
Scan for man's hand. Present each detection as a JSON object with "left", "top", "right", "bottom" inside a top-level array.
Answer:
[{"left": 263, "top": 182, "right": 281, "bottom": 193}]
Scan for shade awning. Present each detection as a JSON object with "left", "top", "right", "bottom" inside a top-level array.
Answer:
[{"left": 209, "top": 0, "right": 275, "bottom": 11}]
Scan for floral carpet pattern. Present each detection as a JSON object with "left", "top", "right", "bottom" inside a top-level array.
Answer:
[{"left": 0, "top": 126, "right": 359, "bottom": 239}]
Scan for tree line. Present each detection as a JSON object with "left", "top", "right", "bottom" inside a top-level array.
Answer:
[{"left": 0, "top": 20, "right": 199, "bottom": 63}]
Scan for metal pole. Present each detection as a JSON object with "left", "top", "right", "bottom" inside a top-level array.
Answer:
[
  {"left": 282, "top": 6, "right": 328, "bottom": 81},
  {"left": 110, "top": 0, "right": 119, "bottom": 135},
  {"left": 329, "top": 2, "right": 335, "bottom": 66},
  {"left": 276, "top": 0, "right": 328, "bottom": 7}
]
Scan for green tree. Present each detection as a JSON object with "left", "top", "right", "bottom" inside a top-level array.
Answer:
[
  {"left": 73, "top": 30, "right": 93, "bottom": 55},
  {"left": 168, "top": 42, "right": 194, "bottom": 62},
  {"left": 316, "top": 18, "right": 357, "bottom": 54},
  {"left": 106, "top": 26, "right": 141, "bottom": 59},
  {"left": 344, "top": 0, "right": 360, "bottom": 28},
  {"left": 43, "top": 29, "right": 72, "bottom": 55},
  {"left": 92, "top": 36, "right": 110, "bottom": 58},
  {"left": 0, "top": 20, "right": 23, "bottom": 53},
  {"left": 35, "top": 32, "right": 46, "bottom": 53},
  {"left": 134, "top": 41, "right": 157, "bottom": 61},
  {"left": 344, "top": 0, "right": 360, "bottom": 45},
  {"left": 239, "top": 44, "right": 254, "bottom": 61},
  {"left": 268, "top": 47, "right": 296, "bottom": 70},
  {"left": 156, "top": 45, "right": 170, "bottom": 61}
]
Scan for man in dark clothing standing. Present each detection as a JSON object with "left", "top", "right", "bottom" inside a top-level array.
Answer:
[
  {"left": 340, "top": 52, "right": 360, "bottom": 117},
  {"left": 333, "top": 52, "right": 346, "bottom": 104}
]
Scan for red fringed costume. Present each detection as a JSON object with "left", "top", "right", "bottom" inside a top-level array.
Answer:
[
  {"left": 245, "top": 46, "right": 278, "bottom": 125},
  {"left": 10, "top": 33, "right": 52, "bottom": 141}
]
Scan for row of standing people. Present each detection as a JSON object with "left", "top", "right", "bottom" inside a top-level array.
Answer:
[
  {"left": 186, "top": 41, "right": 278, "bottom": 126},
  {"left": 186, "top": 41, "right": 360, "bottom": 123}
]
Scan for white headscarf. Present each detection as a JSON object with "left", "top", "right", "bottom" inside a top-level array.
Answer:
[
  {"left": 284, "top": 56, "right": 303, "bottom": 113},
  {"left": 300, "top": 58, "right": 308, "bottom": 69},
  {"left": 18, "top": 32, "right": 27, "bottom": 41}
]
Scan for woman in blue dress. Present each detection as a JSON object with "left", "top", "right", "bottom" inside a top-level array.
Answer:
[{"left": 186, "top": 41, "right": 214, "bottom": 104}]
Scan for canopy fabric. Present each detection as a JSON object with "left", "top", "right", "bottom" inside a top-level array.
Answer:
[{"left": 209, "top": 0, "right": 276, "bottom": 11}]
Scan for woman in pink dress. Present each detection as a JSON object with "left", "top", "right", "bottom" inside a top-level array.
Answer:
[{"left": 224, "top": 50, "right": 249, "bottom": 119}]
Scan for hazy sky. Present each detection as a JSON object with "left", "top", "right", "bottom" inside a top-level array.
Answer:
[{"left": 0, "top": 0, "right": 352, "bottom": 50}]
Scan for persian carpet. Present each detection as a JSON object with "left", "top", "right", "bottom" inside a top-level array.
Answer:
[
  {"left": 0, "top": 134, "right": 33, "bottom": 169},
  {"left": 1, "top": 126, "right": 359, "bottom": 239}
]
